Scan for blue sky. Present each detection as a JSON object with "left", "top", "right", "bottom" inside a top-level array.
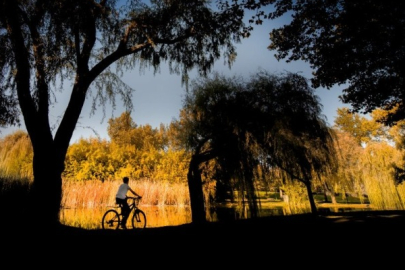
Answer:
[{"left": 0, "top": 8, "right": 348, "bottom": 144}]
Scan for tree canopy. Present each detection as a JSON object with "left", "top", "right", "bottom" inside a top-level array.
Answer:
[
  {"left": 179, "top": 71, "right": 337, "bottom": 221},
  {"left": 264, "top": 0, "right": 405, "bottom": 125},
  {"left": 0, "top": 93, "right": 19, "bottom": 128}
]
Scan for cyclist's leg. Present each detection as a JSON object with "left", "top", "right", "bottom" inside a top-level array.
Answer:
[
  {"left": 116, "top": 197, "right": 129, "bottom": 229},
  {"left": 121, "top": 200, "right": 130, "bottom": 229}
]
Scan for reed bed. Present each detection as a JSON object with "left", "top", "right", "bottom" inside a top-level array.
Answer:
[
  {"left": 3, "top": 173, "right": 405, "bottom": 229},
  {"left": 60, "top": 179, "right": 192, "bottom": 228},
  {"left": 61, "top": 178, "right": 190, "bottom": 209}
]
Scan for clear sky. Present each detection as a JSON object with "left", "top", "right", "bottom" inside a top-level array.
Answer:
[{"left": 0, "top": 8, "right": 348, "bottom": 144}]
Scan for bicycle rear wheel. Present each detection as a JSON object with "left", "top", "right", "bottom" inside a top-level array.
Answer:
[
  {"left": 102, "top": 209, "right": 120, "bottom": 230},
  {"left": 131, "top": 209, "right": 146, "bottom": 230}
]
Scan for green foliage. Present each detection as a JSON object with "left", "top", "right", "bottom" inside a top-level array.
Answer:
[
  {"left": 152, "top": 149, "right": 190, "bottom": 183},
  {"left": 63, "top": 112, "right": 189, "bottom": 183},
  {"left": 64, "top": 138, "right": 114, "bottom": 181},
  {"left": 334, "top": 107, "right": 391, "bottom": 145},
  {"left": 334, "top": 107, "right": 405, "bottom": 188},
  {"left": 0, "top": 120, "right": 190, "bottom": 184},
  {"left": 360, "top": 141, "right": 405, "bottom": 209},
  {"left": 312, "top": 193, "right": 370, "bottom": 205},
  {"left": 328, "top": 130, "right": 365, "bottom": 198},
  {"left": 107, "top": 112, "right": 138, "bottom": 147}
]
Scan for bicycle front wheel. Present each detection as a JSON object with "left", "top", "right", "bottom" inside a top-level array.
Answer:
[
  {"left": 102, "top": 209, "right": 120, "bottom": 230},
  {"left": 131, "top": 209, "right": 146, "bottom": 230}
]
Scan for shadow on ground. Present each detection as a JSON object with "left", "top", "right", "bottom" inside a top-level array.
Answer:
[{"left": 5, "top": 210, "right": 405, "bottom": 266}]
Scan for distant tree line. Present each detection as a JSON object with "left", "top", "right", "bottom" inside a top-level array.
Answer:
[{"left": 0, "top": 112, "right": 190, "bottom": 184}]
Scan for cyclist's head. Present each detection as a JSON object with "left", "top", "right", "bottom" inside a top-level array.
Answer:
[{"left": 123, "top": 177, "right": 129, "bottom": 184}]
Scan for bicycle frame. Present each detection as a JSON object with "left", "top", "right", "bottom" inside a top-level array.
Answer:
[
  {"left": 102, "top": 196, "right": 146, "bottom": 230},
  {"left": 122, "top": 197, "right": 140, "bottom": 213}
]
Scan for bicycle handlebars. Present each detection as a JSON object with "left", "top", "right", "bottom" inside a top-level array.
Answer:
[{"left": 127, "top": 196, "right": 142, "bottom": 200}]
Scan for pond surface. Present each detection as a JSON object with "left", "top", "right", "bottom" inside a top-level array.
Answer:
[
  {"left": 60, "top": 204, "right": 286, "bottom": 229},
  {"left": 60, "top": 203, "right": 372, "bottom": 229}
]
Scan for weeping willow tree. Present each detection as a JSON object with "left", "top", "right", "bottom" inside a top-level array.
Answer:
[
  {"left": 360, "top": 142, "right": 405, "bottom": 210},
  {"left": 177, "top": 70, "right": 338, "bottom": 223},
  {"left": 178, "top": 73, "right": 252, "bottom": 223},
  {"left": 323, "top": 130, "right": 365, "bottom": 204},
  {"left": 247, "top": 71, "right": 338, "bottom": 215},
  {"left": 0, "top": 130, "right": 33, "bottom": 180}
]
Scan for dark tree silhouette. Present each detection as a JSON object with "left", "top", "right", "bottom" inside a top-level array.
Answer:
[
  {"left": 0, "top": 93, "right": 19, "bottom": 128},
  {"left": 263, "top": 0, "right": 405, "bottom": 126},
  {"left": 177, "top": 71, "right": 337, "bottom": 223},
  {"left": 246, "top": 72, "right": 338, "bottom": 215}
]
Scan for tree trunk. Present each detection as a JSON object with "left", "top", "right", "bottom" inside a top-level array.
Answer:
[
  {"left": 322, "top": 189, "right": 329, "bottom": 202},
  {"left": 331, "top": 193, "right": 337, "bottom": 204},
  {"left": 28, "top": 143, "right": 65, "bottom": 229},
  {"left": 322, "top": 183, "right": 330, "bottom": 203},
  {"left": 304, "top": 180, "right": 318, "bottom": 215},
  {"left": 187, "top": 154, "right": 206, "bottom": 224}
]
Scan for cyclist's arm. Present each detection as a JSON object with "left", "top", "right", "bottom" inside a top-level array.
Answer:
[{"left": 129, "top": 187, "right": 142, "bottom": 198}]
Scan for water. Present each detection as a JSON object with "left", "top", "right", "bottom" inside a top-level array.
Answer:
[
  {"left": 60, "top": 204, "right": 286, "bottom": 229},
  {"left": 60, "top": 204, "right": 372, "bottom": 229}
]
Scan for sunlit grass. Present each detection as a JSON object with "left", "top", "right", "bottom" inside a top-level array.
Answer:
[{"left": 62, "top": 179, "right": 190, "bottom": 209}]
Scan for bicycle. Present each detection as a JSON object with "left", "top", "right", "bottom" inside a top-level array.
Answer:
[{"left": 101, "top": 196, "right": 147, "bottom": 230}]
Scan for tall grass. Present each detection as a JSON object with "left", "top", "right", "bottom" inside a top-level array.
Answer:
[
  {"left": 62, "top": 178, "right": 190, "bottom": 209},
  {"left": 3, "top": 173, "right": 405, "bottom": 229},
  {"left": 60, "top": 179, "right": 192, "bottom": 228}
]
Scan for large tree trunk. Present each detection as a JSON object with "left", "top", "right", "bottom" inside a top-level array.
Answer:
[
  {"left": 24, "top": 79, "right": 88, "bottom": 229},
  {"left": 187, "top": 154, "right": 206, "bottom": 224},
  {"left": 29, "top": 144, "right": 65, "bottom": 229}
]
